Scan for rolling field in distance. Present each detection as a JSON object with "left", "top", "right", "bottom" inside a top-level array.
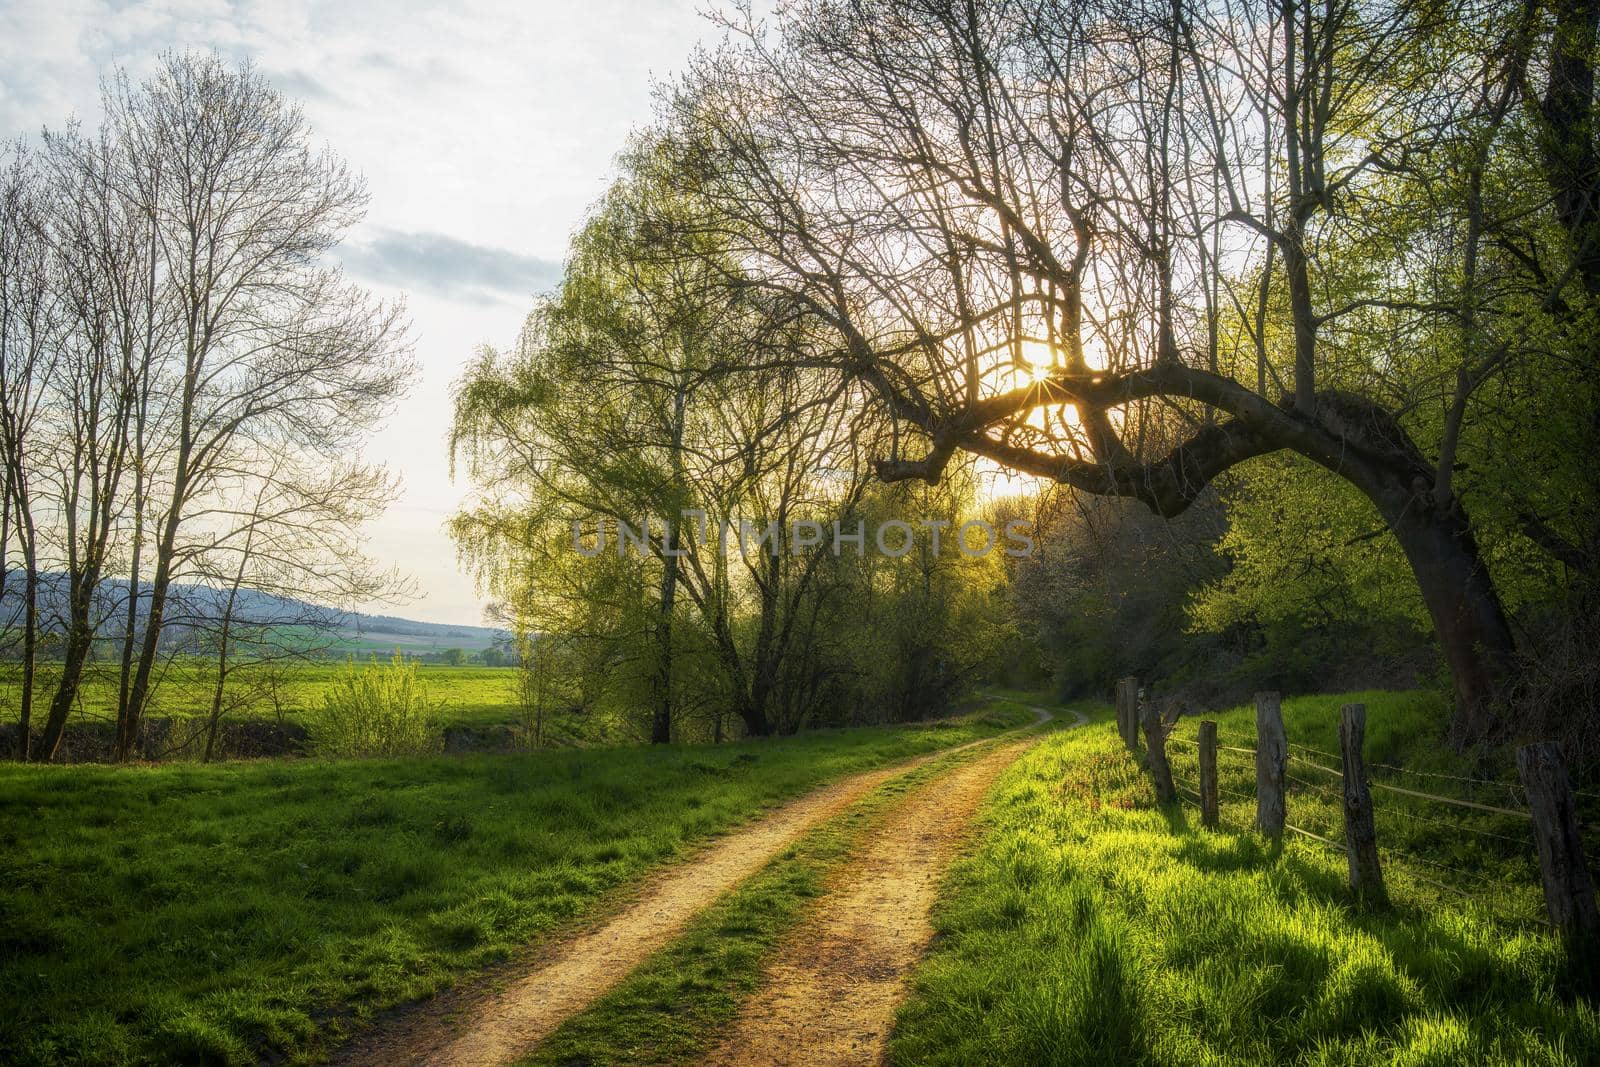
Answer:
[{"left": 0, "top": 662, "right": 520, "bottom": 733}]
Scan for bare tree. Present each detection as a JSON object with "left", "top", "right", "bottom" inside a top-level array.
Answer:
[
  {"left": 97, "top": 54, "right": 411, "bottom": 760},
  {"left": 0, "top": 143, "right": 56, "bottom": 759},
  {"left": 32, "top": 118, "right": 147, "bottom": 760},
  {"left": 0, "top": 53, "right": 412, "bottom": 761},
  {"left": 180, "top": 451, "right": 401, "bottom": 761}
]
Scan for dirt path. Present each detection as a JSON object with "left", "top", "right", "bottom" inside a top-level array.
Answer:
[
  {"left": 699, "top": 705, "right": 1083, "bottom": 1066},
  {"left": 333, "top": 709, "right": 1049, "bottom": 1066}
]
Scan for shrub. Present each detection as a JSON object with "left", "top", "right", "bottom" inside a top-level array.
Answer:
[{"left": 310, "top": 653, "right": 444, "bottom": 758}]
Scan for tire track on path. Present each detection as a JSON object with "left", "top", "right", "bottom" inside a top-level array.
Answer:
[
  {"left": 699, "top": 704, "right": 1083, "bottom": 1066},
  {"left": 332, "top": 707, "right": 1051, "bottom": 1066}
]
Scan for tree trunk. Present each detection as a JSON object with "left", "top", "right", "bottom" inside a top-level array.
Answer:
[
  {"left": 203, "top": 687, "right": 224, "bottom": 763},
  {"left": 4, "top": 477, "right": 39, "bottom": 760},
  {"left": 737, "top": 667, "right": 775, "bottom": 737},
  {"left": 117, "top": 482, "right": 145, "bottom": 748},
  {"left": 37, "top": 615, "right": 94, "bottom": 761},
  {"left": 15, "top": 565, "right": 37, "bottom": 761},
  {"left": 736, "top": 699, "right": 771, "bottom": 737},
  {"left": 1386, "top": 500, "right": 1516, "bottom": 743},
  {"left": 650, "top": 388, "right": 688, "bottom": 746},
  {"left": 203, "top": 612, "right": 235, "bottom": 763},
  {"left": 650, "top": 515, "right": 678, "bottom": 745},
  {"left": 120, "top": 513, "right": 180, "bottom": 762},
  {"left": 1300, "top": 394, "right": 1517, "bottom": 744}
]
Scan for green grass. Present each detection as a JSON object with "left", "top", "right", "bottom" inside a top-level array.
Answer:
[
  {"left": 1163, "top": 690, "right": 1554, "bottom": 926},
  {"left": 890, "top": 693, "right": 1600, "bottom": 1065},
  {"left": 0, "top": 661, "right": 520, "bottom": 732},
  {"left": 0, "top": 704, "right": 1030, "bottom": 1066},
  {"left": 516, "top": 696, "right": 1065, "bottom": 1066}
]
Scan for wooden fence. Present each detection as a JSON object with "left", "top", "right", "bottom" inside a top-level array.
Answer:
[{"left": 1119, "top": 679, "right": 1600, "bottom": 983}]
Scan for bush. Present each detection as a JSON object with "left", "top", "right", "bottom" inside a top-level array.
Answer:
[{"left": 310, "top": 653, "right": 444, "bottom": 757}]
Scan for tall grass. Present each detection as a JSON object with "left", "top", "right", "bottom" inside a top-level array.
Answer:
[
  {"left": 309, "top": 653, "right": 444, "bottom": 757},
  {"left": 891, "top": 698, "right": 1600, "bottom": 1065}
]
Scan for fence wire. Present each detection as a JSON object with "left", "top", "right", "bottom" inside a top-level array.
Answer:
[
  {"left": 1287, "top": 752, "right": 1533, "bottom": 819},
  {"left": 1147, "top": 716, "right": 1573, "bottom": 931},
  {"left": 1285, "top": 822, "right": 1345, "bottom": 852}
]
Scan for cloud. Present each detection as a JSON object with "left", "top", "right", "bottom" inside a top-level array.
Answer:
[
  {"left": 259, "top": 66, "right": 336, "bottom": 104},
  {"left": 341, "top": 228, "right": 563, "bottom": 305}
]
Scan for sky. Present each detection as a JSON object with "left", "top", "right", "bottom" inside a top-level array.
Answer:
[{"left": 0, "top": 0, "right": 726, "bottom": 626}]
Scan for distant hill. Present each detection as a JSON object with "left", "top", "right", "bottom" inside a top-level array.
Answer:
[
  {"left": 1, "top": 572, "right": 506, "bottom": 656},
  {"left": 325, "top": 611, "right": 505, "bottom": 653}
]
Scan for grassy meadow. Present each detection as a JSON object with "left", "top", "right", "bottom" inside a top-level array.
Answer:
[
  {"left": 6, "top": 8, "right": 1599, "bottom": 1067},
  {"left": 0, "top": 661, "right": 520, "bottom": 735},
  {"left": 0, "top": 703, "right": 1031, "bottom": 1065},
  {"left": 890, "top": 693, "right": 1600, "bottom": 1065}
]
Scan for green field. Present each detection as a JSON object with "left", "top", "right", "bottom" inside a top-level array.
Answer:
[
  {"left": 0, "top": 703, "right": 1032, "bottom": 1065},
  {"left": 0, "top": 662, "right": 520, "bottom": 735},
  {"left": 325, "top": 626, "right": 502, "bottom": 656},
  {"left": 890, "top": 693, "right": 1600, "bottom": 1064}
]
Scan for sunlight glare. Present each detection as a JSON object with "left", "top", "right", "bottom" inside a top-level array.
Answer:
[{"left": 1020, "top": 339, "right": 1056, "bottom": 382}]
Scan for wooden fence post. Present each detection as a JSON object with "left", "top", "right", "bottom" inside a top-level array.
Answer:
[
  {"left": 1338, "top": 703, "right": 1388, "bottom": 906},
  {"left": 1254, "top": 691, "right": 1285, "bottom": 840},
  {"left": 1140, "top": 695, "right": 1175, "bottom": 804},
  {"left": 1198, "top": 719, "right": 1219, "bottom": 829},
  {"left": 1114, "top": 677, "right": 1127, "bottom": 747},
  {"left": 1113, "top": 678, "right": 1125, "bottom": 747},
  {"left": 1517, "top": 741, "right": 1599, "bottom": 990},
  {"left": 1116, "top": 676, "right": 1140, "bottom": 752}
]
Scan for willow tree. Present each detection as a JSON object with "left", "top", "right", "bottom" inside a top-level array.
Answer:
[
  {"left": 452, "top": 149, "right": 873, "bottom": 739},
  {"left": 665, "top": 0, "right": 1600, "bottom": 742},
  {"left": 453, "top": 156, "right": 754, "bottom": 742}
]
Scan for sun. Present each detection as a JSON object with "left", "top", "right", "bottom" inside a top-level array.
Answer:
[{"left": 1019, "top": 339, "right": 1056, "bottom": 383}]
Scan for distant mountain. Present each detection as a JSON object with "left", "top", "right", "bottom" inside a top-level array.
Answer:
[{"left": 1, "top": 572, "right": 506, "bottom": 654}]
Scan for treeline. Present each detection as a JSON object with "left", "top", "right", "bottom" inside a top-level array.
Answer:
[
  {"left": 455, "top": 0, "right": 1600, "bottom": 758},
  {"left": 1010, "top": 488, "right": 1440, "bottom": 713},
  {"left": 0, "top": 54, "right": 410, "bottom": 761}
]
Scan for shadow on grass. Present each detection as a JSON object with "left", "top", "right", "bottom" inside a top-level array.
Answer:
[{"left": 1163, "top": 814, "right": 1589, "bottom": 1023}]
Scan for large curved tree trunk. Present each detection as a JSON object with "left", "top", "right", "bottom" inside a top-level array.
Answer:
[
  {"left": 1278, "top": 396, "right": 1519, "bottom": 745},
  {"left": 1379, "top": 491, "right": 1516, "bottom": 743},
  {"left": 1288, "top": 396, "right": 1518, "bottom": 744},
  {"left": 895, "top": 375, "right": 1523, "bottom": 745}
]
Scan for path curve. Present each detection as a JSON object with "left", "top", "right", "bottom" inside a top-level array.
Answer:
[
  {"left": 1032, "top": 701, "right": 1088, "bottom": 730},
  {"left": 333, "top": 707, "right": 1049, "bottom": 1066},
  {"left": 700, "top": 704, "right": 1083, "bottom": 1066}
]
